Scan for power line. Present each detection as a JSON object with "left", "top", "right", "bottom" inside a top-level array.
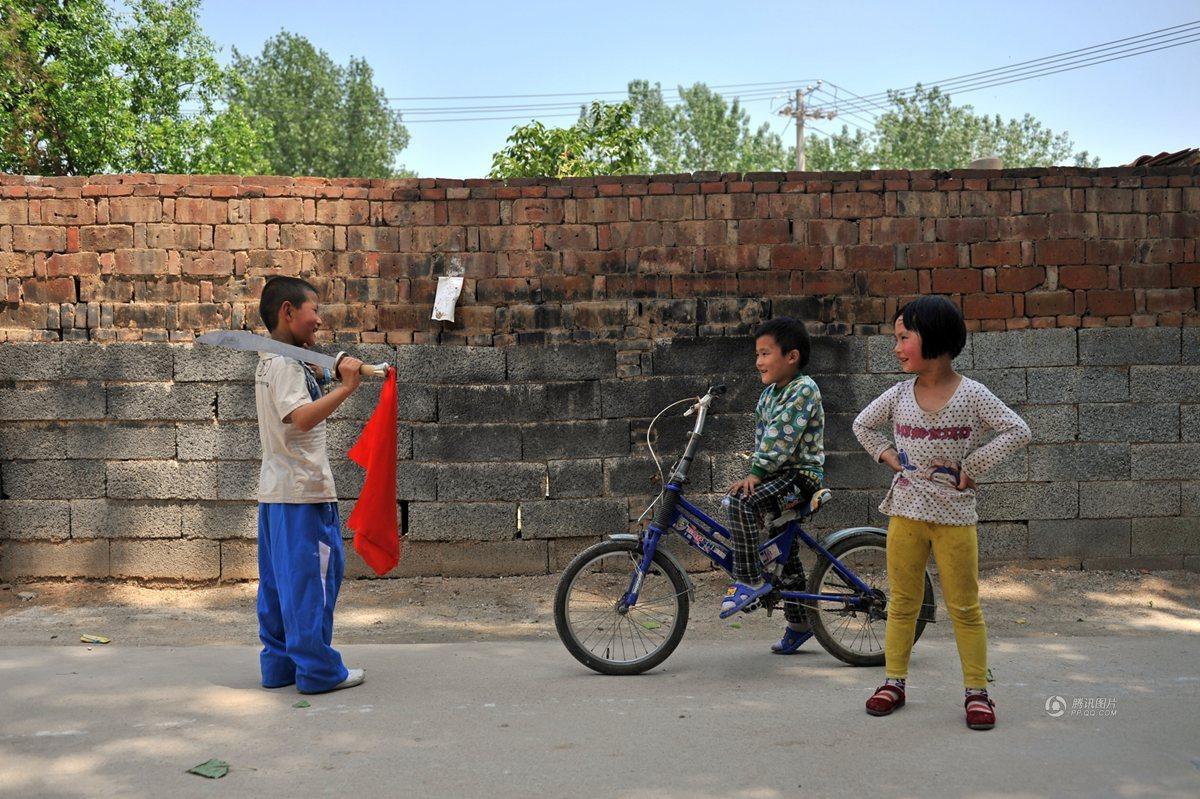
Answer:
[
  {"left": 396, "top": 86, "right": 801, "bottom": 116},
  {"left": 830, "top": 20, "right": 1200, "bottom": 114},
  {"left": 384, "top": 77, "right": 819, "bottom": 102}
]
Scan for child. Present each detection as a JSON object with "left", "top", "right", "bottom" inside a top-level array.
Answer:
[
  {"left": 723, "top": 317, "right": 825, "bottom": 655},
  {"left": 254, "top": 276, "right": 366, "bottom": 694},
  {"left": 853, "top": 296, "right": 1030, "bottom": 730}
]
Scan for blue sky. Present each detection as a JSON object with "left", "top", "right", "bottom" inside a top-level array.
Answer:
[{"left": 197, "top": 0, "right": 1200, "bottom": 178}]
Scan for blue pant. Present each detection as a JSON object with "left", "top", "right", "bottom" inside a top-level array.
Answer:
[{"left": 257, "top": 502, "right": 349, "bottom": 693}]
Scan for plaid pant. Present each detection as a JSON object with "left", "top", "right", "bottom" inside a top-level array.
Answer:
[{"left": 726, "top": 470, "right": 820, "bottom": 625}]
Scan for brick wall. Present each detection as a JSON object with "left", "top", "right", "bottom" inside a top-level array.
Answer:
[{"left": 0, "top": 168, "right": 1197, "bottom": 581}]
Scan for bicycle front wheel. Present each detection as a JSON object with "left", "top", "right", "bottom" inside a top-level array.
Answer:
[
  {"left": 806, "top": 531, "right": 934, "bottom": 667},
  {"left": 553, "top": 539, "right": 690, "bottom": 675}
]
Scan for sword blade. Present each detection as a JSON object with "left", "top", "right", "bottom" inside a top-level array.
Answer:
[{"left": 195, "top": 331, "right": 340, "bottom": 370}]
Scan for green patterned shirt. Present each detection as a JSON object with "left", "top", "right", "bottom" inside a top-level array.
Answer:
[{"left": 750, "top": 373, "right": 825, "bottom": 482}]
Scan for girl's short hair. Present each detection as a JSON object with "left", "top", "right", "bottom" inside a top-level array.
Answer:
[
  {"left": 895, "top": 296, "right": 966, "bottom": 359},
  {"left": 754, "top": 317, "right": 810, "bottom": 369}
]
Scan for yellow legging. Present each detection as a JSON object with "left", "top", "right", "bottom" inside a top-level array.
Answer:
[{"left": 885, "top": 515, "right": 988, "bottom": 688}]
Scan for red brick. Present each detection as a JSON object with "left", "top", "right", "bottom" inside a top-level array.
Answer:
[
  {"left": 109, "top": 197, "right": 161, "bottom": 223},
  {"left": 606, "top": 275, "right": 673, "bottom": 297},
  {"left": 831, "top": 192, "right": 883, "bottom": 218},
  {"left": 705, "top": 194, "right": 756, "bottom": 219},
  {"left": 1121, "top": 264, "right": 1171, "bottom": 289},
  {"left": 867, "top": 271, "right": 918, "bottom": 295},
  {"left": 479, "top": 225, "right": 531, "bottom": 252},
  {"left": 40, "top": 199, "right": 96, "bottom": 225},
  {"left": 641, "top": 195, "right": 694, "bottom": 220},
  {"left": 114, "top": 249, "right": 168, "bottom": 275},
  {"left": 512, "top": 199, "right": 564, "bottom": 224},
  {"left": 0, "top": 252, "right": 34, "bottom": 277},
  {"left": 867, "top": 217, "right": 920, "bottom": 244},
  {"left": 960, "top": 191, "right": 1010, "bottom": 216},
  {"left": 1086, "top": 290, "right": 1135, "bottom": 316},
  {"left": 1036, "top": 239, "right": 1085, "bottom": 265},
  {"left": 842, "top": 245, "right": 893, "bottom": 271},
  {"left": 970, "top": 241, "right": 1022, "bottom": 266},
  {"left": 736, "top": 219, "right": 790, "bottom": 245},
  {"left": 381, "top": 201, "right": 443, "bottom": 226},
  {"left": 41, "top": 252, "right": 100, "bottom": 277},
  {"left": 21, "top": 277, "right": 76, "bottom": 303},
  {"left": 668, "top": 220, "right": 725, "bottom": 247},
  {"left": 543, "top": 225, "right": 596, "bottom": 251},
  {"left": 249, "top": 198, "right": 306, "bottom": 223},
  {"left": 1048, "top": 213, "right": 1098, "bottom": 239},
  {"left": 145, "top": 224, "right": 210, "bottom": 250},
  {"left": 962, "top": 293, "right": 1013, "bottom": 319},
  {"left": 804, "top": 271, "right": 854, "bottom": 295},
  {"left": 575, "top": 198, "right": 628, "bottom": 224},
  {"left": 279, "top": 225, "right": 333, "bottom": 250},
  {"left": 1097, "top": 214, "right": 1146, "bottom": 239},
  {"left": 316, "top": 199, "right": 370, "bottom": 225},
  {"left": 1086, "top": 240, "right": 1137, "bottom": 265},
  {"left": 998, "top": 215, "right": 1049, "bottom": 240},
  {"left": 214, "top": 224, "right": 267, "bottom": 251},
  {"left": 0, "top": 199, "right": 28, "bottom": 224},
  {"left": 1025, "top": 291, "right": 1075, "bottom": 316},
  {"left": 703, "top": 245, "right": 758, "bottom": 272},
  {"left": 770, "top": 244, "right": 824, "bottom": 271},
  {"left": 12, "top": 226, "right": 67, "bottom": 252},
  {"left": 737, "top": 271, "right": 791, "bottom": 295},
  {"left": 1145, "top": 288, "right": 1194, "bottom": 313},
  {"left": 175, "top": 198, "right": 228, "bottom": 224},
  {"left": 1059, "top": 265, "right": 1108, "bottom": 289},
  {"left": 1141, "top": 240, "right": 1190, "bottom": 264},
  {"left": 765, "top": 194, "right": 820, "bottom": 219},
  {"left": 1172, "top": 264, "right": 1200, "bottom": 287},
  {"left": 931, "top": 268, "right": 982, "bottom": 294},
  {"left": 181, "top": 251, "right": 234, "bottom": 277},
  {"left": 996, "top": 266, "right": 1045, "bottom": 293},
  {"left": 1084, "top": 188, "right": 1133, "bottom": 213},
  {"left": 935, "top": 217, "right": 988, "bottom": 243},
  {"left": 905, "top": 243, "right": 957, "bottom": 269},
  {"left": 807, "top": 219, "right": 858, "bottom": 245},
  {"left": 1024, "top": 188, "right": 1071, "bottom": 213},
  {"left": 79, "top": 225, "right": 133, "bottom": 251},
  {"left": 606, "top": 221, "right": 663, "bottom": 249},
  {"left": 1165, "top": 213, "right": 1200, "bottom": 239}
]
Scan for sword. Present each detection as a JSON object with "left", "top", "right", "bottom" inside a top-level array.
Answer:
[{"left": 195, "top": 331, "right": 390, "bottom": 378}]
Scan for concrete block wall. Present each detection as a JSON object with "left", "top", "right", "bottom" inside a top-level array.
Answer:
[{"left": 2, "top": 325, "right": 1197, "bottom": 581}]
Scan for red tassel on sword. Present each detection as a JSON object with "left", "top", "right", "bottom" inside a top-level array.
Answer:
[{"left": 346, "top": 367, "right": 401, "bottom": 576}]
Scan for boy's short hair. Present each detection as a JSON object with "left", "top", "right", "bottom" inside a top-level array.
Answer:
[
  {"left": 259, "top": 276, "right": 318, "bottom": 331},
  {"left": 754, "top": 317, "right": 810, "bottom": 369},
  {"left": 895, "top": 295, "right": 967, "bottom": 359}
]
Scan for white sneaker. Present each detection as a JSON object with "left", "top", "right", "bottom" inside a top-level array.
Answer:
[{"left": 329, "top": 668, "right": 365, "bottom": 692}]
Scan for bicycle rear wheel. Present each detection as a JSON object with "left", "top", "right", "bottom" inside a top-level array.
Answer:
[
  {"left": 554, "top": 539, "right": 690, "bottom": 675},
  {"left": 806, "top": 531, "right": 934, "bottom": 667}
]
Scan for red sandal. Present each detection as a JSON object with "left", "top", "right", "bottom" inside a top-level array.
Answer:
[
  {"left": 865, "top": 684, "right": 905, "bottom": 716},
  {"left": 965, "top": 693, "right": 996, "bottom": 730}
]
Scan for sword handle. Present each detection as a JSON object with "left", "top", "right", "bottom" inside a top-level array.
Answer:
[{"left": 333, "top": 353, "right": 391, "bottom": 380}]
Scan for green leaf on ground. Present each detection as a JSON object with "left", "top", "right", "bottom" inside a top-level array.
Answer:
[
  {"left": 639, "top": 621, "right": 662, "bottom": 630},
  {"left": 728, "top": 623, "right": 741, "bottom": 629},
  {"left": 293, "top": 700, "right": 311, "bottom": 708},
  {"left": 187, "top": 759, "right": 229, "bottom": 779}
]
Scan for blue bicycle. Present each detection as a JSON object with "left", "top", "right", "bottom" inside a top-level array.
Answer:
[{"left": 554, "top": 384, "right": 936, "bottom": 675}]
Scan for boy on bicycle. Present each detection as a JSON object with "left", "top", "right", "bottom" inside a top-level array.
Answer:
[{"left": 723, "top": 317, "right": 826, "bottom": 654}]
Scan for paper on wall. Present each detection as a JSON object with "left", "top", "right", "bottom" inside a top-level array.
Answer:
[{"left": 431, "top": 276, "right": 464, "bottom": 322}]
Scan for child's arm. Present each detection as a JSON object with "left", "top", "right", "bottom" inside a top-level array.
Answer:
[
  {"left": 748, "top": 380, "right": 820, "bottom": 478},
  {"left": 287, "top": 356, "right": 364, "bottom": 433},
  {"left": 961, "top": 386, "right": 1031, "bottom": 479},
  {"left": 853, "top": 383, "right": 900, "bottom": 465}
]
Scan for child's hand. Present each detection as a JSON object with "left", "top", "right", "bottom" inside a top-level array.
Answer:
[
  {"left": 338, "top": 356, "right": 363, "bottom": 391},
  {"left": 728, "top": 475, "right": 761, "bottom": 498},
  {"left": 880, "top": 448, "right": 902, "bottom": 472},
  {"left": 957, "top": 469, "right": 976, "bottom": 491}
]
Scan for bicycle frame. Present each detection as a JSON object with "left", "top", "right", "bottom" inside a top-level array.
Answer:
[{"left": 617, "top": 384, "right": 881, "bottom": 614}]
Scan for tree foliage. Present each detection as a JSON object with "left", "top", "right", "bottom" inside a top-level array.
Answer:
[
  {"left": 489, "top": 101, "right": 650, "bottom": 179},
  {"left": 0, "top": 0, "right": 266, "bottom": 175},
  {"left": 806, "top": 84, "right": 1098, "bottom": 171},
  {"left": 229, "top": 31, "right": 411, "bottom": 178}
]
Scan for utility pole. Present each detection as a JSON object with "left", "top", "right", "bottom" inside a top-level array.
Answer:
[{"left": 777, "top": 82, "right": 838, "bottom": 170}]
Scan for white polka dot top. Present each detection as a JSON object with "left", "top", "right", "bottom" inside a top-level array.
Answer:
[{"left": 852, "top": 376, "right": 1032, "bottom": 525}]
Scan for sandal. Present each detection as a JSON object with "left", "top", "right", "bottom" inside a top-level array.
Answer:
[
  {"left": 719, "top": 581, "right": 772, "bottom": 619},
  {"left": 770, "top": 627, "right": 813, "bottom": 654},
  {"left": 965, "top": 693, "right": 996, "bottom": 730},
  {"left": 865, "top": 684, "right": 906, "bottom": 716}
]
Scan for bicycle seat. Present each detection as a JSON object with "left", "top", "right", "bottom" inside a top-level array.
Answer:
[{"left": 769, "top": 488, "right": 833, "bottom": 529}]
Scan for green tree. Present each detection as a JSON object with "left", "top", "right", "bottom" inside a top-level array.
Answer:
[
  {"left": 807, "top": 84, "right": 1097, "bottom": 171},
  {"left": 0, "top": 0, "right": 266, "bottom": 175},
  {"left": 489, "top": 101, "right": 650, "bottom": 179},
  {"left": 626, "top": 80, "right": 789, "bottom": 172},
  {"left": 229, "top": 32, "right": 411, "bottom": 178}
]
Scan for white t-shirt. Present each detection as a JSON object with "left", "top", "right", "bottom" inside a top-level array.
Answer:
[
  {"left": 853, "top": 376, "right": 1031, "bottom": 526},
  {"left": 255, "top": 353, "right": 337, "bottom": 503}
]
